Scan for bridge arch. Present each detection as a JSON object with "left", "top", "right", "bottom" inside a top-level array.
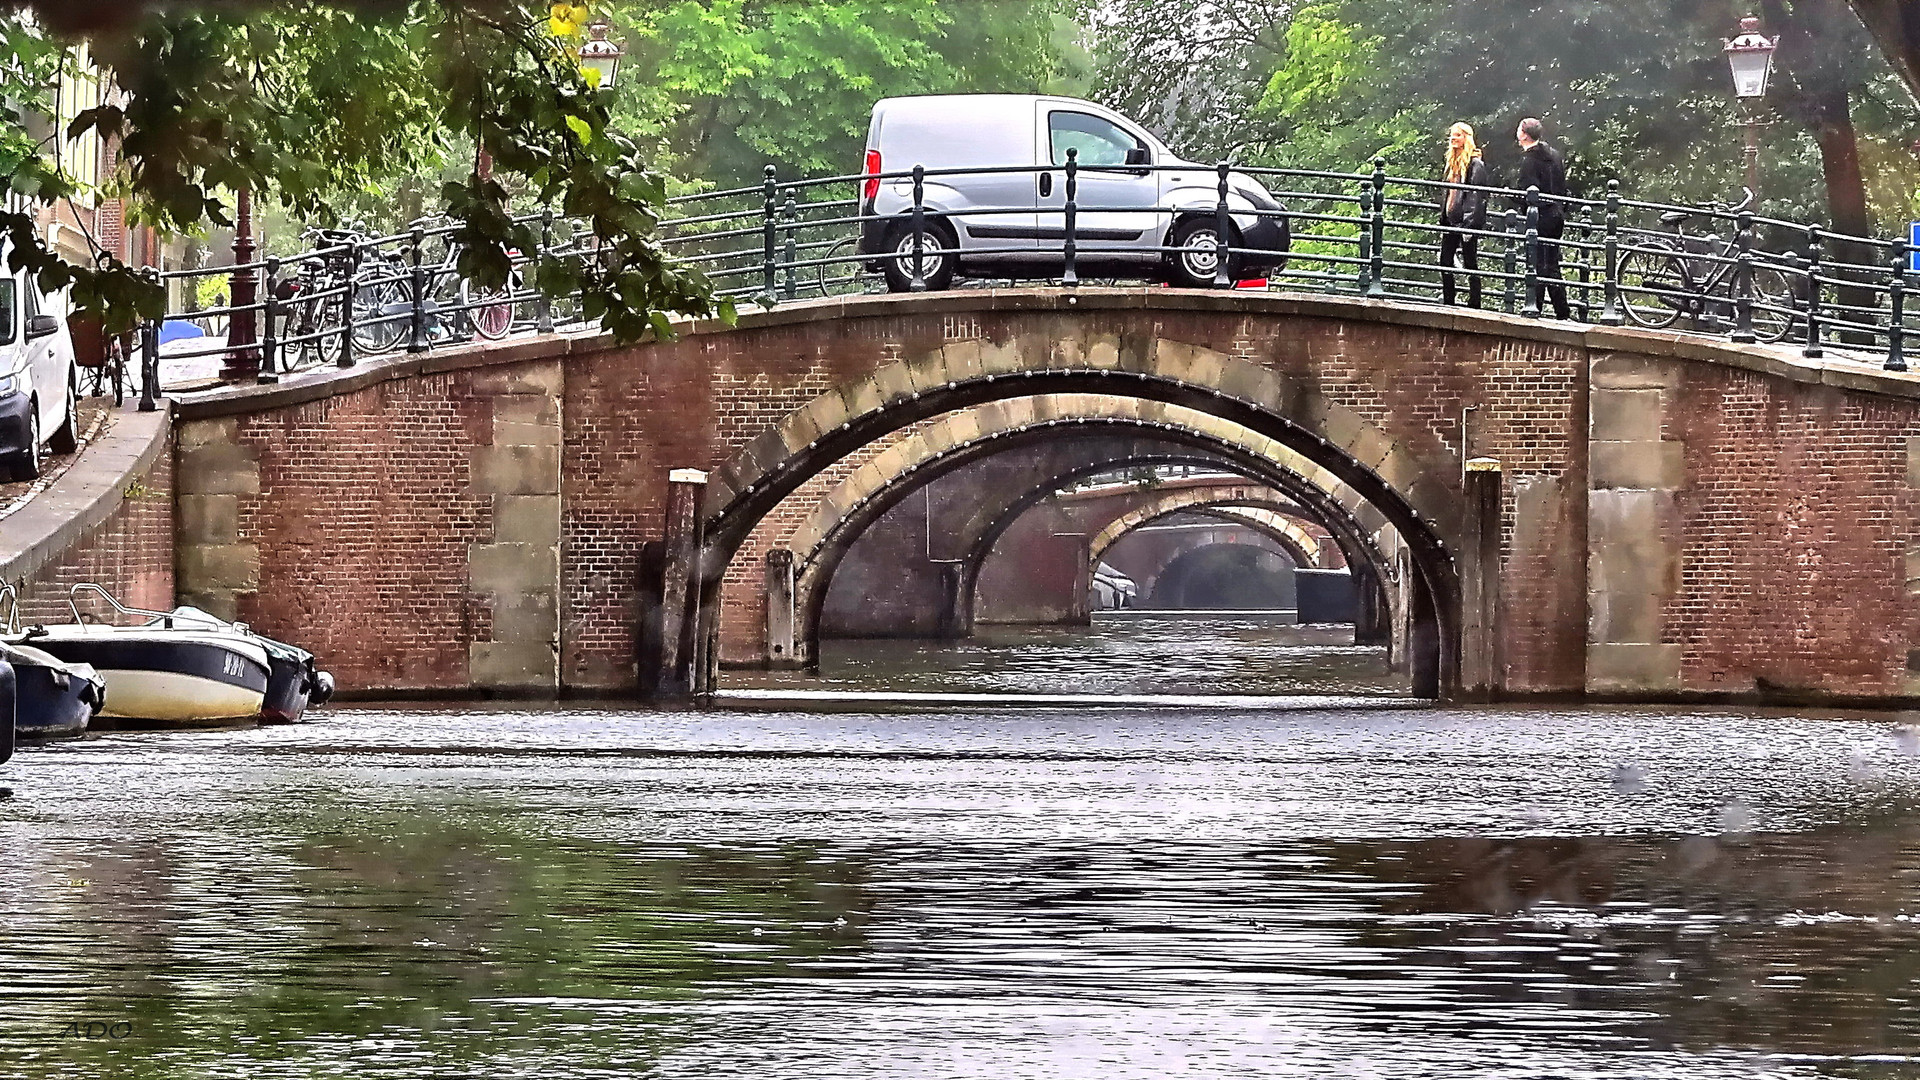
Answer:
[
  {"left": 698, "top": 352, "right": 1455, "bottom": 692},
  {"left": 750, "top": 400, "right": 1403, "bottom": 669},
  {"left": 1086, "top": 486, "right": 1337, "bottom": 569}
]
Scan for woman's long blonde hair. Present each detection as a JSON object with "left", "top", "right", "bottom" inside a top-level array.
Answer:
[{"left": 1444, "top": 122, "right": 1478, "bottom": 184}]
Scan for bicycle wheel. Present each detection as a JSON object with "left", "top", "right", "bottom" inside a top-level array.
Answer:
[
  {"left": 1617, "top": 245, "right": 1687, "bottom": 329},
  {"left": 352, "top": 278, "right": 409, "bottom": 354},
  {"left": 465, "top": 279, "right": 516, "bottom": 340},
  {"left": 814, "top": 236, "right": 862, "bottom": 296},
  {"left": 1749, "top": 264, "right": 1797, "bottom": 344}
]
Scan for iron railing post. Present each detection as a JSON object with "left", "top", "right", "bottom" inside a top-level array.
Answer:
[
  {"left": 1214, "top": 161, "right": 1233, "bottom": 288},
  {"left": 1522, "top": 187, "right": 1542, "bottom": 319},
  {"left": 1575, "top": 207, "right": 1594, "bottom": 322},
  {"left": 339, "top": 241, "right": 359, "bottom": 368},
  {"left": 1503, "top": 209, "right": 1519, "bottom": 314},
  {"left": 1355, "top": 171, "right": 1373, "bottom": 295},
  {"left": 761, "top": 164, "right": 778, "bottom": 304},
  {"left": 1366, "top": 157, "right": 1386, "bottom": 297},
  {"left": 781, "top": 195, "right": 798, "bottom": 301},
  {"left": 1889, "top": 246, "right": 1908, "bottom": 373},
  {"left": 407, "top": 225, "right": 429, "bottom": 353},
  {"left": 1804, "top": 224, "right": 1824, "bottom": 359},
  {"left": 259, "top": 255, "right": 280, "bottom": 382},
  {"left": 536, "top": 209, "right": 556, "bottom": 334},
  {"left": 1063, "top": 147, "right": 1079, "bottom": 287},
  {"left": 1731, "top": 212, "right": 1757, "bottom": 344},
  {"left": 1599, "top": 179, "right": 1624, "bottom": 326},
  {"left": 909, "top": 164, "right": 927, "bottom": 292},
  {"left": 138, "top": 280, "right": 159, "bottom": 412}
]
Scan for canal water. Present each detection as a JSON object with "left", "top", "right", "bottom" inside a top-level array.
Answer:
[{"left": 3, "top": 617, "right": 1920, "bottom": 1078}]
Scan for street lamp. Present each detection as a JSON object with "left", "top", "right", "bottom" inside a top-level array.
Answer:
[
  {"left": 579, "top": 19, "right": 624, "bottom": 89},
  {"left": 1723, "top": 14, "right": 1778, "bottom": 199}
]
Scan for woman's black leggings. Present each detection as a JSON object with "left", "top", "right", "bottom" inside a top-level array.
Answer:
[{"left": 1438, "top": 228, "right": 1480, "bottom": 307}]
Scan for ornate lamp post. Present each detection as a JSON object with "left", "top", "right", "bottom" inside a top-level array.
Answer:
[
  {"left": 578, "top": 19, "right": 624, "bottom": 89},
  {"left": 219, "top": 186, "right": 259, "bottom": 381},
  {"left": 1723, "top": 15, "right": 1779, "bottom": 199}
]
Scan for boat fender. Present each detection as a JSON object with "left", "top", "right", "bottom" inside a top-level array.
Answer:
[{"left": 310, "top": 670, "right": 336, "bottom": 705}]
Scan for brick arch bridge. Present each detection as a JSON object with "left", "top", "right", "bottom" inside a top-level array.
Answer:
[
  {"left": 170, "top": 288, "right": 1920, "bottom": 706},
  {"left": 750, "top": 400, "right": 1400, "bottom": 668},
  {"left": 1085, "top": 483, "right": 1341, "bottom": 569}
]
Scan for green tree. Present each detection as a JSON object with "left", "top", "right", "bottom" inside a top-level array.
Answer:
[
  {"left": 610, "top": 0, "right": 1087, "bottom": 188},
  {"left": 1, "top": 1, "right": 728, "bottom": 341}
]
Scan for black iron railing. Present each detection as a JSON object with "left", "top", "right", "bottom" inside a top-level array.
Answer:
[{"left": 132, "top": 157, "right": 1919, "bottom": 403}]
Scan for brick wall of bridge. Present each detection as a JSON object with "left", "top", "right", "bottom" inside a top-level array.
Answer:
[{"left": 165, "top": 292, "right": 1920, "bottom": 705}]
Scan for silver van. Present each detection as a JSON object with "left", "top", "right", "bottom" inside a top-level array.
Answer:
[
  {"left": 857, "top": 94, "right": 1289, "bottom": 291},
  {"left": 0, "top": 256, "right": 79, "bottom": 481}
]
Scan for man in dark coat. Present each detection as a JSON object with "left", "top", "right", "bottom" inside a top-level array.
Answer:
[{"left": 1515, "top": 116, "right": 1571, "bottom": 319}]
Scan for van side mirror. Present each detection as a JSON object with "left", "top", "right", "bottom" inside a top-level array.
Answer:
[
  {"left": 24, "top": 314, "right": 57, "bottom": 340},
  {"left": 1125, "top": 147, "right": 1151, "bottom": 167}
]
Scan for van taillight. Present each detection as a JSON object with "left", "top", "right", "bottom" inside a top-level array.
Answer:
[{"left": 863, "top": 150, "right": 881, "bottom": 200}]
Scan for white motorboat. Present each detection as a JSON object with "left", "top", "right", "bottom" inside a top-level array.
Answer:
[{"left": 11, "top": 585, "right": 272, "bottom": 723}]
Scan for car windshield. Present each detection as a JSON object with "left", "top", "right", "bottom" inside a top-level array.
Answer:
[{"left": 0, "top": 278, "right": 13, "bottom": 346}]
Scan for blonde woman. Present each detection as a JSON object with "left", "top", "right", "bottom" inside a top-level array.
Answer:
[{"left": 1438, "top": 122, "right": 1491, "bottom": 307}]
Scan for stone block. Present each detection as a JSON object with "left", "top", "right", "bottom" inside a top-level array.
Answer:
[
  {"left": 470, "top": 641, "right": 556, "bottom": 688},
  {"left": 179, "top": 543, "right": 260, "bottom": 592},
  {"left": 469, "top": 542, "right": 558, "bottom": 595},
  {"left": 489, "top": 591, "right": 558, "bottom": 643},
  {"left": 871, "top": 362, "right": 916, "bottom": 405},
  {"left": 177, "top": 443, "right": 260, "bottom": 496},
  {"left": 1590, "top": 388, "right": 1664, "bottom": 443},
  {"left": 175, "top": 418, "right": 238, "bottom": 453},
  {"left": 1907, "top": 548, "right": 1920, "bottom": 595},
  {"left": 178, "top": 494, "right": 240, "bottom": 545},
  {"left": 471, "top": 444, "right": 560, "bottom": 495},
  {"left": 1907, "top": 435, "right": 1920, "bottom": 488},
  {"left": 838, "top": 377, "right": 885, "bottom": 422},
  {"left": 492, "top": 394, "right": 561, "bottom": 446},
  {"left": 494, "top": 494, "right": 560, "bottom": 545},
  {"left": 1586, "top": 642, "right": 1682, "bottom": 693},
  {"left": 1590, "top": 353, "right": 1678, "bottom": 390},
  {"left": 1591, "top": 440, "right": 1684, "bottom": 490},
  {"left": 941, "top": 339, "right": 985, "bottom": 384},
  {"left": 468, "top": 359, "right": 563, "bottom": 397}
]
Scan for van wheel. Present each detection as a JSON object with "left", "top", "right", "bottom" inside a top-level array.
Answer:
[
  {"left": 48, "top": 380, "right": 77, "bottom": 455},
  {"left": 881, "top": 221, "right": 957, "bottom": 293},
  {"left": 1168, "top": 217, "right": 1240, "bottom": 289},
  {"left": 9, "top": 399, "right": 42, "bottom": 482}
]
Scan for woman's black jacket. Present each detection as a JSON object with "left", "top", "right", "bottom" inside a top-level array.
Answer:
[{"left": 1439, "top": 157, "right": 1491, "bottom": 230}]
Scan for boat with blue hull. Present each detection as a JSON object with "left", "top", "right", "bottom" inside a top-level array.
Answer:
[
  {"left": 3, "top": 585, "right": 333, "bottom": 726},
  {"left": 0, "top": 641, "right": 104, "bottom": 738}
]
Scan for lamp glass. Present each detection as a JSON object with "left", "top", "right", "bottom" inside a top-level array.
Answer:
[
  {"left": 581, "top": 50, "right": 620, "bottom": 88},
  {"left": 1727, "top": 50, "right": 1772, "bottom": 98}
]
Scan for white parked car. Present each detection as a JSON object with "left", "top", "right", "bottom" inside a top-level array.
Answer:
[
  {"left": 0, "top": 262, "right": 79, "bottom": 481},
  {"left": 858, "top": 94, "right": 1291, "bottom": 291}
]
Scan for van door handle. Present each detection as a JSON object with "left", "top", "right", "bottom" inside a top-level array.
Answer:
[{"left": 1039, "top": 173, "right": 1052, "bottom": 198}]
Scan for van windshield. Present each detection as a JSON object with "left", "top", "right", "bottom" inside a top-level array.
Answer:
[
  {"left": 0, "top": 279, "right": 14, "bottom": 346},
  {"left": 1048, "top": 111, "right": 1143, "bottom": 167}
]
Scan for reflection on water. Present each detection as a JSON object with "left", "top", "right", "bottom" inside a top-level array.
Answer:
[
  {"left": 729, "top": 615, "right": 1403, "bottom": 697},
  {"left": 1, "top": 621, "right": 1919, "bottom": 1077}
]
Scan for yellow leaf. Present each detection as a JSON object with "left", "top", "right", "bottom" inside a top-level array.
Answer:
[
  {"left": 566, "top": 115, "right": 593, "bottom": 143},
  {"left": 581, "top": 62, "right": 602, "bottom": 88}
]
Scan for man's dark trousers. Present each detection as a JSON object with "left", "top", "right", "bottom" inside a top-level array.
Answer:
[{"left": 1533, "top": 217, "right": 1570, "bottom": 319}]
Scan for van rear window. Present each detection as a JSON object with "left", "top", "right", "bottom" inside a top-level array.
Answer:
[{"left": 0, "top": 279, "right": 14, "bottom": 346}]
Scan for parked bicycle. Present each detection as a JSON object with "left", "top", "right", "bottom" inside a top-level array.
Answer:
[
  {"left": 1616, "top": 190, "right": 1795, "bottom": 341},
  {"left": 351, "top": 218, "right": 521, "bottom": 354}
]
